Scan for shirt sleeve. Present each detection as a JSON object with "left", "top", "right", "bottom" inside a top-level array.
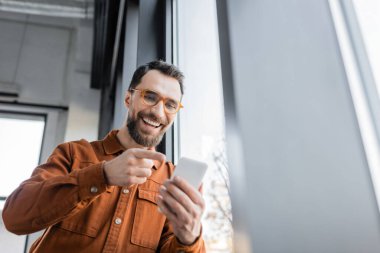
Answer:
[
  {"left": 158, "top": 219, "right": 206, "bottom": 253},
  {"left": 1, "top": 142, "right": 108, "bottom": 235}
]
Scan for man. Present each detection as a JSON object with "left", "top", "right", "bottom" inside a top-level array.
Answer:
[{"left": 2, "top": 60, "right": 206, "bottom": 252}]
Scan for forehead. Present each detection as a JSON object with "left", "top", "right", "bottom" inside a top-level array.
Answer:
[{"left": 136, "top": 70, "right": 182, "bottom": 100}]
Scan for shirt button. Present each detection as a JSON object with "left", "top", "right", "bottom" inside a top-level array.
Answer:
[
  {"left": 122, "top": 188, "right": 129, "bottom": 194},
  {"left": 115, "top": 218, "right": 122, "bottom": 225},
  {"left": 90, "top": 186, "right": 98, "bottom": 193}
]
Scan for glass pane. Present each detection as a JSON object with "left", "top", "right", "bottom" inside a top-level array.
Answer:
[
  {"left": 175, "top": 0, "right": 233, "bottom": 252},
  {"left": 0, "top": 113, "right": 45, "bottom": 253},
  {"left": 0, "top": 113, "right": 45, "bottom": 199}
]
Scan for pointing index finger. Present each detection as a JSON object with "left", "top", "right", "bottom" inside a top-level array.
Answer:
[{"left": 132, "top": 149, "right": 166, "bottom": 163}]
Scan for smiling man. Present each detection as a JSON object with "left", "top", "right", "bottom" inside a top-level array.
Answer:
[{"left": 2, "top": 60, "right": 206, "bottom": 253}]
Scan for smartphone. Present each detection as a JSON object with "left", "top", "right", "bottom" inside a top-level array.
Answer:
[{"left": 172, "top": 157, "right": 208, "bottom": 188}]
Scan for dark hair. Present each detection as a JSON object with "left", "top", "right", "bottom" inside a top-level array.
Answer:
[{"left": 128, "top": 60, "right": 184, "bottom": 95}]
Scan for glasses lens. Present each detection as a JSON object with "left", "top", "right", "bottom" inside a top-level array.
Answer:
[
  {"left": 142, "top": 90, "right": 159, "bottom": 106},
  {"left": 164, "top": 99, "right": 180, "bottom": 113}
]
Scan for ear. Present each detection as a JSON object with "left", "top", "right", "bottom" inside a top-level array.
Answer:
[{"left": 124, "top": 91, "right": 132, "bottom": 109}]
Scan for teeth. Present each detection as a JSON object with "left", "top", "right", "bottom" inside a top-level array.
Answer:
[{"left": 143, "top": 117, "right": 160, "bottom": 127}]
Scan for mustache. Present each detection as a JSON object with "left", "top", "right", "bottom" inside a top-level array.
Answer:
[{"left": 138, "top": 111, "right": 168, "bottom": 125}]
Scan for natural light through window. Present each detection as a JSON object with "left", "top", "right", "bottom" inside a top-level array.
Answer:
[
  {"left": 175, "top": 0, "right": 233, "bottom": 252},
  {"left": 0, "top": 114, "right": 45, "bottom": 208}
]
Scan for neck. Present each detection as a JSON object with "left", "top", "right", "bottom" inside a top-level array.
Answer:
[{"left": 116, "top": 126, "right": 148, "bottom": 150}]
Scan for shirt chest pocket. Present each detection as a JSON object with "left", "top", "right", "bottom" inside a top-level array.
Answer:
[
  {"left": 131, "top": 188, "right": 166, "bottom": 250},
  {"left": 55, "top": 162, "right": 114, "bottom": 238},
  {"left": 55, "top": 194, "right": 113, "bottom": 238}
]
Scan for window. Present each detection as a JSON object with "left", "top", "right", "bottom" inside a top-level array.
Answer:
[
  {"left": 0, "top": 112, "right": 45, "bottom": 205},
  {"left": 175, "top": 0, "right": 233, "bottom": 252},
  {"left": 0, "top": 112, "right": 45, "bottom": 253}
]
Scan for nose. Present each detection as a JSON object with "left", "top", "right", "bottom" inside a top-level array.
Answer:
[{"left": 151, "top": 100, "right": 166, "bottom": 118}]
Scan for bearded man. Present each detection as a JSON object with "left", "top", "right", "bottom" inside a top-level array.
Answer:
[{"left": 2, "top": 60, "right": 206, "bottom": 253}]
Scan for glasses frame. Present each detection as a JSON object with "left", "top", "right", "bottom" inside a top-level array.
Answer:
[{"left": 129, "top": 88, "right": 184, "bottom": 114}]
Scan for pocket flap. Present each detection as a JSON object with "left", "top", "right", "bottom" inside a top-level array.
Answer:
[
  {"left": 58, "top": 222, "right": 98, "bottom": 238},
  {"left": 137, "top": 189, "right": 158, "bottom": 204}
]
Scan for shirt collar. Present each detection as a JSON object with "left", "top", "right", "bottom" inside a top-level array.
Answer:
[
  {"left": 102, "top": 130, "right": 162, "bottom": 170},
  {"left": 102, "top": 130, "right": 125, "bottom": 155}
]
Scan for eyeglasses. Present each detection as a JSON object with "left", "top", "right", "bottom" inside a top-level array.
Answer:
[{"left": 129, "top": 88, "right": 183, "bottom": 114}]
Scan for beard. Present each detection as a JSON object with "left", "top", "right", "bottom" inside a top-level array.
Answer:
[{"left": 127, "top": 111, "right": 166, "bottom": 147}]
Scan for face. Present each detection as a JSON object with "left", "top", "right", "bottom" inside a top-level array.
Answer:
[{"left": 125, "top": 70, "right": 182, "bottom": 147}]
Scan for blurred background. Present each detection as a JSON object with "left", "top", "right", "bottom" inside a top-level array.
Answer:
[{"left": 0, "top": 0, "right": 379, "bottom": 252}]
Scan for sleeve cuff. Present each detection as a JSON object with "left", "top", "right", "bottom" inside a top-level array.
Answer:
[
  {"left": 172, "top": 232, "right": 205, "bottom": 252},
  {"left": 77, "top": 161, "right": 108, "bottom": 200}
]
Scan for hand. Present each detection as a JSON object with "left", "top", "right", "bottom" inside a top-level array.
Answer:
[
  {"left": 157, "top": 176, "right": 205, "bottom": 245},
  {"left": 104, "top": 148, "right": 165, "bottom": 186}
]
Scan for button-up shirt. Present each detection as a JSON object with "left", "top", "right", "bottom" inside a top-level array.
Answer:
[{"left": 2, "top": 130, "right": 205, "bottom": 253}]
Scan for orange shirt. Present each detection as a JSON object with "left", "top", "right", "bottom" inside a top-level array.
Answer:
[{"left": 2, "top": 130, "right": 205, "bottom": 253}]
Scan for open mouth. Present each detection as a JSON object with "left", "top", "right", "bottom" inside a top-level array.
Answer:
[{"left": 142, "top": 117, "right": 162, "bottom": 128}]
